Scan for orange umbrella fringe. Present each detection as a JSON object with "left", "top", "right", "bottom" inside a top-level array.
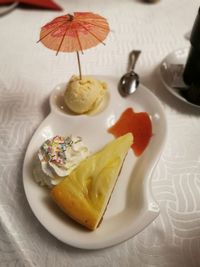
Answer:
[
  {"left": 43, "top": 14, "right": 74, "bottom": 27},
  {"left": 76, "top": 21, "right": 107, "bottom": 45},
  {"left": 77, "top": 20, "right": 109, "bottom": 31},
  {"left": 39, "top": 21, "right": 109, "bottom": 45},
  {"left": 37, "top": 21, "right": 68, "bottom": 43}
]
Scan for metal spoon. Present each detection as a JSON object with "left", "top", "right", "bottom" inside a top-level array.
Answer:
[{"left": 118, "top": 50, "right": 141, "bottom": 96}]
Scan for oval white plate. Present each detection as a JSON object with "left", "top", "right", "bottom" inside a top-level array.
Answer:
[
  {"left": 23, "top": 75, "right": 167, "bottom": 250},
  {"left": 160, "top": 47, "right": 200, "bottom": 109}
]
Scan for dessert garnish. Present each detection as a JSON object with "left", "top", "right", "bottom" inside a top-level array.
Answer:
[
  {"left": 33, "top": 135, "right": 89, "bottom": 187},
  {"left": 108, "top": 107, "right": 152, "bottom": 156}
]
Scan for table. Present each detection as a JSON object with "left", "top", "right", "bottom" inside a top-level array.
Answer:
[{"left": 0, "top": 0, "right": 200, "bottom": 266}]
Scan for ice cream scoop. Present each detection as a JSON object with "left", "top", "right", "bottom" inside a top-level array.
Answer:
[{"left": 64, "top": 75, "right": 107, "bottom": 114}]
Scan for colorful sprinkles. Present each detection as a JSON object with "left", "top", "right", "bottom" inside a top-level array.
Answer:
[{"left": 40, "top": 135, "right": 81, "bottom": 166}]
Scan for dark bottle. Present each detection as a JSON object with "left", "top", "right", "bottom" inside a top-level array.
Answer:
[{"left": 183, "top": 8, "right": 200, "bottom": 86}]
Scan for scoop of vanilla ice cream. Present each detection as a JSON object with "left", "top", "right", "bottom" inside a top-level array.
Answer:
[{"left": 64, "top": 75, "right": 107, "bottom": 114}]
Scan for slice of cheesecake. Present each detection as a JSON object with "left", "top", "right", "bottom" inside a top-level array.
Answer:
[{"left": 51, "top": 133, "right": 133, "bottom": 230}]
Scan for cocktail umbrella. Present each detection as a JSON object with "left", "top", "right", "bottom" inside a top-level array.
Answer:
[{"left": 37, "top": 12, "right": 110, "bottom": 79}]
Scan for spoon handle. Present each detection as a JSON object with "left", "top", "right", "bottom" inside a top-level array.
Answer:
[{"left": 128, "top": 50, "right": 141, "bottom": 72}]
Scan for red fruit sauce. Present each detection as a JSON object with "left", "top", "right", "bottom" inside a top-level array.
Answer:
[{"left": 108, "top": 107, "right": 152, "bottom": 156}]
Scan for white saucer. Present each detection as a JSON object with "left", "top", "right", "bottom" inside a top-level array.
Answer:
[
  {"left": 23, "top": 75, "right": 167, "bottom": 250},
  {"left": 0, "top": 2, "right": 18, "bottom": 16},
  {"left": 160, "top": 47, "right": 200, "bottom": 109}
]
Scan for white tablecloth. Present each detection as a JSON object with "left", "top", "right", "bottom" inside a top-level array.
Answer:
[{"left": 0, "top": 0, "right": 200, "bottom": 266}]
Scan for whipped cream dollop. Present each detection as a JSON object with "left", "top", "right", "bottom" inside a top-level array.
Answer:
[{"left": 33, "top": 135, "right": 89, "bottom": 187}]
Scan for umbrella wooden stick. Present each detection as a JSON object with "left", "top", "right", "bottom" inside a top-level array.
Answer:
[{"left": 76, "top": 51, "right": 82, "bottom": 80}]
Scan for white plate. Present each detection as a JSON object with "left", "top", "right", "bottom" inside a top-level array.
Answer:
[
  {"left": 160, "top": 47, "right": 200, "bottom": 109},
  {"left": 23, "top": 76, "right": 167, "bottom": 250}
]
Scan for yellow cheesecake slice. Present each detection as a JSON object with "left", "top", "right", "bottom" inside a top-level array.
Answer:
[{"left": 51, "top": 133, "right": 133, "bottom": 230}]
